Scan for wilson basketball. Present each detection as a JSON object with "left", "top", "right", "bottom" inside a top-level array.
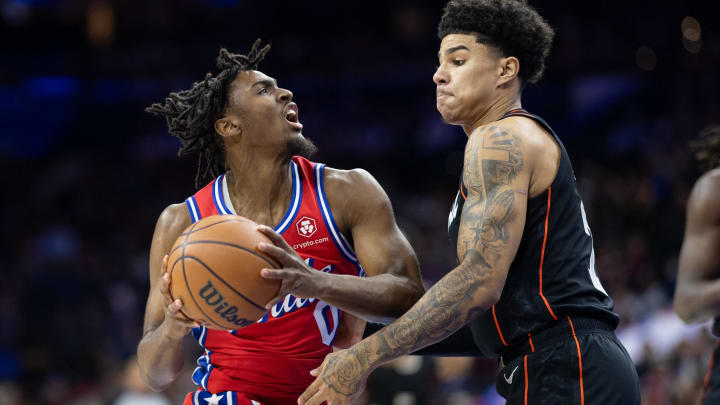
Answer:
[{"left": 167, "top": 215, "right": 281, "bottom": 330}]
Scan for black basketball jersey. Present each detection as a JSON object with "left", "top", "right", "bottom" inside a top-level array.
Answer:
[{"left": 447, "top": 109, "right": 619, "bottom": 357}]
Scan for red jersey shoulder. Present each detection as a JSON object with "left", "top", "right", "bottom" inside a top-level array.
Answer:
[
  {"left": 183, "top": 157, "right": 363, "bottom": 275},
  {"left": 185, "top": 177, "right": 221, "bottom": 222}
]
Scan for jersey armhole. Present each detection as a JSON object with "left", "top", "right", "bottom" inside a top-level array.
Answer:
[
  {"left": 185, "top": 196, "right": 201, "bottom": 223},
  {"left": 313, "top": 163, "right": 359, "bottom": 265}
]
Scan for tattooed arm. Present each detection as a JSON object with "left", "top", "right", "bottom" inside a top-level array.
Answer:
[{"left": 298, "top": 124, "right": 531, "bottom": 405}]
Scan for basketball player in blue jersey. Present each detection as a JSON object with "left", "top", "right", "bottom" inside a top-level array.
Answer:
[
  {"left": 137, "top": 41, "right": 425, "bottom": 404},
  {"left": 674, "top": 127, "right": 720, "bottom": 404},
  {"left": 300, "top": 1, "right": 640, "bottom": 404}
]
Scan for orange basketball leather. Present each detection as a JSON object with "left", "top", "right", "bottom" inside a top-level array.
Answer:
[{"left": 167, "top": 215, "right": 281, "bottom": 330}]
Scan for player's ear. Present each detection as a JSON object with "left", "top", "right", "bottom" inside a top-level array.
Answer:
[
  {"left": 497, "top": 56, "right": 520, "bottom": 87},
  {"left": 215, "top": 116, "right": 242, "bottom": 138}
]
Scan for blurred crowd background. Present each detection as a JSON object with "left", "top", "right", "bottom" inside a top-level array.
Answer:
[{"left": 1, "top": 0, "right": 719, "bottom": 404}]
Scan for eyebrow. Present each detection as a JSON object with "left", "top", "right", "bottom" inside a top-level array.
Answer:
[
  {"left": 438, "top": 45, "right": 470, "bottom": 60},
  {"left": 251, "top": 79, "right": 277, "bottom": 89}
]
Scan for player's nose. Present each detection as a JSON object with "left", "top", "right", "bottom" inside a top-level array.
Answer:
[
  {"left": 433, "top": 65, "right": 448, "bottom": 86},
  {"left": 277, "top": 88, "right": 293, "bottom": 103}
]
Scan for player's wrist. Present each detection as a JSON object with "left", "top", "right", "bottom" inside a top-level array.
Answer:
[
  {"left": 311, "top": 270, "right": 334, "bottom": 300},
  {"left": 348, "top": 339, "right": 380, "bottom": 374},
  {"left": 160, "top": 318, "right": 191, "bottom": 341}
]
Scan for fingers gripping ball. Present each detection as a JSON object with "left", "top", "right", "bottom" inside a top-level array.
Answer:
[{"left": 167, "top": 215, "right": 281, "bottom": 330}]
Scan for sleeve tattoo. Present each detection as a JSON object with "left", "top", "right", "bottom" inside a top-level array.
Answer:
[{"left": 321, "top": 126, "right": 525, "bottom": 395}]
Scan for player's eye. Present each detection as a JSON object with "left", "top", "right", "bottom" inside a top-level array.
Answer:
[
  {"left": 453, "top": 59, "right": 465, "bottom": 66},
  {"left": 258, "top": 87, "right": 269, "bottom": 95}
]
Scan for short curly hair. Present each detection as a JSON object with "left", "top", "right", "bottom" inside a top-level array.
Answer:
[{"left": 438, "top": 0, "right": 555, "bottom": 84}]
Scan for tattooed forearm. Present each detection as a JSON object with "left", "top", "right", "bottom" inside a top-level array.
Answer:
[
  {"left": 318, "top": 125, "right": 526, "bottom": 397},
  {"left": 341, "top": 252, "right": 492, "bottom": 367},
  {"left": 360, "top": 126, "right": 524, "bottom": 361}
]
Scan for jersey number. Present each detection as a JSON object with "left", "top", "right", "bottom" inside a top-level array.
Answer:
[
  {"left": 307, "top": 258, "right": 341, "bottom": 345},
  {"left": 313, "top": 301, "right": 340, "bottom": 345},
  {"left": 580, "top": 202, "right": 608, "bottom": 295}
]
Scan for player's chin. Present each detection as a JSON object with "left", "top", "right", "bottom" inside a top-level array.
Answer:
[
  {"left": 437, "top": 108, "right": 459, "bottom": 125},
  {"left": 286, "top": 133, "right": 318, "bottom": 158}
]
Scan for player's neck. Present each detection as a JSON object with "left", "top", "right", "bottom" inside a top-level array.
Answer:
[
  {"left": 462, "top": 93, "right": 521, "bottom": 136},
  {"left": 223, "top": 150, "right": 293, "bottom": 222}
]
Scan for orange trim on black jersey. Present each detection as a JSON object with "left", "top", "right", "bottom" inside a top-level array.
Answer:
[
  {"left": 492, "top": 305, "right": 509, "bottom": 346},
  {"left": 459, "top": 181, "right": 467, "bottom": 200},
  {"left": 527, "top": 333, "right": 535, "bottom": 352},
  {"left": 523, "top": 354, "right": 529, "bottom": 405},
  {"left": 705, "top": 342, "right": 719, "bottom": 396},
  {"left": 539, "top": 187, "right": 559, "bottom": 321},
  {"left": 501, "top": 108, "right": 529, "bottom": 118},
  {"left": 568, "top": 316, "right": 585, "bottom": 405}
]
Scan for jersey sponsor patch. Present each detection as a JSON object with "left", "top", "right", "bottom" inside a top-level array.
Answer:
[{"left": 296, "top": 216, "right": 318, "bottom": 238}]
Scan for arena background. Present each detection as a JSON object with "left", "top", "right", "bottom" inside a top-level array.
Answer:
[{"left": 1, "top": 0, "right": 718, "bottom": 404}]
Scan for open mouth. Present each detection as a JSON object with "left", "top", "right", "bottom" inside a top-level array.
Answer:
[{"left": 284, "top": 103, "right": 303, "bottom": 130}]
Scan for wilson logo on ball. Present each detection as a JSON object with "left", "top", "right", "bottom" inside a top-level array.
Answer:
[
  {"left": 296, "top": 216, "right": 317, "bottom": 238},
  {"left": 198, "top": 281, "right": 255, "bottom": 327}
]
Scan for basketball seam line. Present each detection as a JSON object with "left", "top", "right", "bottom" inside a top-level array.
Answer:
[
  {"left": 167, "top": 259, "right": 193, "bottom": 322},
  {"left": 169, "top": 240, "right": 279, "bottom": 269},
  {"left": 180, "top": 254, "right": 268, "bottom": 312},
  {"left": 181, "top": 259, "right": 229, "bottom": 330},
  {"left": 168, "top": 220, "right": 200, "bottom": 321}
]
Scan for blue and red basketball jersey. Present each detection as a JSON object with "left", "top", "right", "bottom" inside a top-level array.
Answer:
[{"left": 181, "top": 156, "right": 364, "bottom": 405}]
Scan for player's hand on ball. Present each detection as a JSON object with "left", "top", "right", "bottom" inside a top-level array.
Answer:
[
  {"left": 256, "top": 225, "right": 328, "bottom": 308},
  {"left": 159, "top": 255, "right": 201, "bottom": 337},
  {"left": 298, "top": 349, "right": 367, "bottom": 405}
]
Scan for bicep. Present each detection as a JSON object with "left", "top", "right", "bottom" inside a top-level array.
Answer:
[
  {"left": 456, "top": 125, "right": 530, "bottom": 281},
  {"left": 678, "top": 198, "right": 720, "bottom": 284},
  {"left": 142, "top": 204, "right": 191, "bottom": 334},
  {"left": 347, "top": 171, "right": 420, "bottom": 281},
  {"left": 679, "top": 230, "right": 720, "bottom": 282}
]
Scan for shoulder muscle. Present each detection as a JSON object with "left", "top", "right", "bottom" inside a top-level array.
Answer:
[
  {"left": 687, "top": 170, "right": 720, "bottom": 227},
  {"left": 463, "top": 123, "right": 529, "bottom": 193},
  {"left": 322, "top": 167, "right": 393, "bottom": 231},
  {"left": 149, "top": 203, "right": 192, "bottom": 283}
]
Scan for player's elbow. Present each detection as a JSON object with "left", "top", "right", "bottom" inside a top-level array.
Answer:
[
  {"left": 673, "top": 289, "right": 702, "bottom": 324},
  {"left": 138, "top": 364, "right": 178, "bottom": 392},
  {"left": 382, "top": 289, "right": 424, "bottom": 322},
  {"left": 136, "top": 337, "right": 182, "bottom": 392},
  {"left": 673, "top": 301, "right": 695, "bottom": 324},
  {"left": 144, "top": 379, "right": 169, "bottom": 393},
  {"left": 481, "top": 286, "right": 503, "bottom": 309},
  {"left": 407, "top": 280, "right": 425, "bottom": 305},
  {"left": 673, "top": 298, "right": 688, "bottom": 322}
]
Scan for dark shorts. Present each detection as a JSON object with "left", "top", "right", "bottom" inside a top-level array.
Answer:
[
  {"left": 704, "top": 343, "right": 720, "bottom": 405},
  {"left": 496, "top": 316, "right": 640, "bottom": 405}
]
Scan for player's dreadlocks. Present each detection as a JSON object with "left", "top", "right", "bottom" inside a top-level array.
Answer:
[
  {"left": 691, "top": 126, "right": 720, "bottom": 172},
  {"left": 146, "top": 39, "right": 271, "bottom": 187}
]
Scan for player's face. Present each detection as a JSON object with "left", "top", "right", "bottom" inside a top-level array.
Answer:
[
  {"left": 226, "top": 70, "right": 304, "bottom": 147},
  {"left": 433, "top": 34, "right": 502, "bottom": 126}
]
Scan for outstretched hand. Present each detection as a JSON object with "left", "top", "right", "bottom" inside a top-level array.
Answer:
[
  {"left": 256, "top": 225, "right": 329, "bottom": 308},
  {"left": 298, "top": 349, "right": 368, "bottom": 405}
]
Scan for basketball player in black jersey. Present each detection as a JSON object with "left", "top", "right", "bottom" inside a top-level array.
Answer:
[
  {"left": 298, "top": 1, "right": 640, "bottom": 404},
  {"left": 674, "top": 127, "right": 720, "bottom": 404}
]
